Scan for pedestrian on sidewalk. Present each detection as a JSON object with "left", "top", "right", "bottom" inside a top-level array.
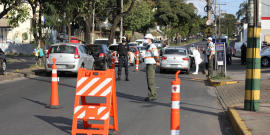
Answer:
[
  {"left": 33, "top": 46, "right": 44, "bottom": 65},
  {"left": 190, "top": 44, "right": 196, "bottom": 68},
  {"left": 241, "top": 42, "right": 247, "bottom": 65},
  {"left": 189, "top": 47, "right": 202, "bottom": 74},
  {"left": 144, "top": 33, "right": 160, "bottom": 101},
  {"left": 116, "top": 36, "right": 131, "bottom": 81},
  {"left": 226, "top": 43, "right": 232, "bottom": 65},
  {"left": 206, "top": 37, "right": 215, "bottom": 77}
]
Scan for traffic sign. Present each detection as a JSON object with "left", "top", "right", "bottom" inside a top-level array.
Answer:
[
  {"left": 204, "top": 27, "right": 213, "bottom": 35},
  {"left": 206, "top": 20, "right": 212, "bottom": 26}
]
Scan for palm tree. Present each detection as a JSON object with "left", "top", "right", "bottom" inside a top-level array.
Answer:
[{"left": 236, "top": 1, "right": 248, "bottom": 22}]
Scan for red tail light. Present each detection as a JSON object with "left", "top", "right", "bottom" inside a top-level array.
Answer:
[
  {"left": 46, "top": 47, "right": 52, "bottom": 58},
  {"left": 182, "top": 57, "right": 189, "bottom": 61},
  {"left": 99, "top": 53, "right": 105, "bottom": 58},
  {"left": 161, "top": 56, "right": 167, "bottom": 60},
  {"left": 74, "top": 47, "right": 80, "bottom": 59},
  {"left": 234, "top": 49, "right": 236, "bottom": 52}
]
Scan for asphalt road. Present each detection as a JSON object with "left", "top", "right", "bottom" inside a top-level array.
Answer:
[{"left": 0, "top": 40, "right": 236, "bottom": 135}]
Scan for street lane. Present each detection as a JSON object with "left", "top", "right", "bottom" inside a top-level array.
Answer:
[{"left": 0, "top": 40, "right": 235, "bottom": 135}]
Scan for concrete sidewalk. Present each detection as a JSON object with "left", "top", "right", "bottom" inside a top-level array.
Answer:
[
  {"left": 214, "top": 57, "right": 270, "bottom": 135},
  {"left": 0, "top": 56, "right": 45, "bottom": 82}
]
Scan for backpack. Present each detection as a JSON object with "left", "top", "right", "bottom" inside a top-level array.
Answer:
[{"left": 39, "top": 48, "right": 44, "bottom": 57}]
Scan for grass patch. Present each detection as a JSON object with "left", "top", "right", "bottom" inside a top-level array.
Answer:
[
  {"left": 7, "top": 60, "right": 18, "bottom": 63},
  {"left": 30, "top": 64, "right": 45, "bottom": 69},
  {"left": 211, "top": 75, "right": 232, "bottom": 80}
]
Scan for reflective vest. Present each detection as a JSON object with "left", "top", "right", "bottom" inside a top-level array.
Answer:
[{"left": 144, "top": 43, "right": 159, "bottom": 64}]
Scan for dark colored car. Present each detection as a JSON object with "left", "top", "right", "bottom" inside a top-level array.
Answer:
[
  {"left": 86, "top": 44, "right": 112, "bottom": 70},
  {"left": 0, "top": 48, "right": 7, "bottom": 74}
]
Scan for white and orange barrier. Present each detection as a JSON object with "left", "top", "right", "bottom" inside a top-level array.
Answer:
[
  {"left": 71, "top": 68, "right": 118, "bottom": 135},
  {"left": 171, "top": 70, "right": 180, "bottom": 135},
  {"left": 46, "top": 58, "right": 62, "bottom": 109},
  {"left": 135, "top": 51, "right": 139, "bottom": 72}
]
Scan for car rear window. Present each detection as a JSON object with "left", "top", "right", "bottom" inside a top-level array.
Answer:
[
  {"left": 109, "top": 46, "right": 118, "bottom": 51},
  {"left": 50, "top": 45, "right": 75, "bottom": 54},
  {"left": 164, "top": 49, "right": 186, "bottom": 55},
  {"left": 94, "top": 40, "right": 108, "bottom": 45},
  {"left": 87, "top": 46, "right": 102, "bottom": 52}
]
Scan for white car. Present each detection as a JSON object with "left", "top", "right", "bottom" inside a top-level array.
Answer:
[
  {"left": 136, "top": 46, "right": 146, "bottom": 61},
  {"left": 94, "top": 38, "right": 116, "bottom": 45},
  {"left": 108, "top": 44, "right": 136, "bottom": 66},
  {"left": 135, "top": 39, "right": 144, "bottom": 46}
]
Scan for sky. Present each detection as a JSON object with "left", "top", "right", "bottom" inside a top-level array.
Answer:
[{"left": 187, "top": 0, "right": 270, "bottom": 22}]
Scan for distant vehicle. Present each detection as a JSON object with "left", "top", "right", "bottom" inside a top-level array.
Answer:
[
  {"left": 0, "top": 48, "right": 6, "bottom": 74},
  {"left": 261, "top": 46, "right": 270, "bottom": 67},
  {"left": 135, "top": 39, "right": 144, "bottom": 46},
  {"left": 86, "top": 44, "right": 112, "bottom": 70},
  {"left": 203, "top": 37, "right": 207, "bottom": 41},
  {"left": 129, "top": 46, "right": 143, "bottom": 63},
  {"left": 233, "top": 42, "right": 246, "bottom": 58},
  {"left": 108, "top": 44, "right": 136, "bottom": 66},
  {"left": 45, "top": 43, "right": 95, "bottom": 76},
  {"left": 153, "top": 40, "right": 163, "bottom": 48},
  {"left": 160, "top": 46, "right": 191, "bottom": 74},
  {"left": 136, "top": 46, "right": 146, "bottom": 61},
  {"left": 94, "top": 38, "right": 116, "bottom": 45},
  {"left": 181, "top": 37, "right": 187, "bottom": 42},
  {"left": 68, "top": 37, "right": 79, "bottom": 43},
  {"left": 128, "top": 42, "right": 139, "bottom": 46}
]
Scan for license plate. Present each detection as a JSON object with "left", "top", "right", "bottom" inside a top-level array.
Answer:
[
  {"left": 171, "top": 65, "right": 179, "bottom": 67},
  {"left": 57, "top": 65, "right": 65, "bottom": 69}
]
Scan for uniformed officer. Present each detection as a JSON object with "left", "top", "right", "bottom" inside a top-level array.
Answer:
[
  {"left": 206, "top": 37, "right": 215, "bottom": 77},
  {"left": 241, "top": 42, "right": 247, "bottom": 65},
  {"left": 144, "top": 33, "right": 160, "bottom": 101},
  {"left": 116, "top": 36, "right": 131, "bottom": 81}
]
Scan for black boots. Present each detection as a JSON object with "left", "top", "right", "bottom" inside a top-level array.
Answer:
[
  {"left": 116, "top": 75, "right": 130, "bottom": 81},
  {"left": 125, "top": 75, "right": 130, "bottom": 81},
  {"left": 116, "top": 75, "right": 121, "bottom": 81}
]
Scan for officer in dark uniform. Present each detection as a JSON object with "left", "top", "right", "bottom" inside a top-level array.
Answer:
[
  {"left": 241, "top": 42, "right": 247, "bottom": 65},
  {"left": 116, "top": 36, "right": 131, "bottom": 81}
]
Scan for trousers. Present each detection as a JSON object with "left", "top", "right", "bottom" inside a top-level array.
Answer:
[
  {"left": 207, "top": 55, "right": 215, "bottom": 77},
  {"left": 118, "top": 56, "right": 129, "bottom": 75},
  {"left": 146, "top": 64, "right": 157, "bottom": 99}
]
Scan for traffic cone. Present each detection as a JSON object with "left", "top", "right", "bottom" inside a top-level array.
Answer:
[
  {"left": 197, "top": 45, "right": 198, "bottom": 50},
  {"left": 171, "top": 70, "right": 180, "bottom": 135},
  {"left": 46, "top": 58, "right": 62, "bottom": 109},
  {"left": 112, "top": 52, "right": 116, "bottom": 69},
  {"left": 199, "top": 48, "right": 200, "bottom": 53},
  {"left": 134, "top": 51, "right": 139, "bottom": 72}
]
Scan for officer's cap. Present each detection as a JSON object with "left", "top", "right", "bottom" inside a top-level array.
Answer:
[
  {"left": 207, "top": 37, "right": 212, "bottom": 41},
  {"left": 122, "top": 36, "right": 126, "bottom": 39},
  {"left": 144, "top": 33, "right": 154, "bottom": 39}
]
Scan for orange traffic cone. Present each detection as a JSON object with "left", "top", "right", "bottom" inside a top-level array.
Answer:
[
  {"left": 134, "top": 51, "right": 139, "bottom": 72},
  {"left": 199, "top": 48, "right": 200, "bottom": 53},
  {"left": 171, "top": 70, "right": 180, "bottom": 135},
  {"left": 46, "top": 58, "right": 62, "bottom": 109}
]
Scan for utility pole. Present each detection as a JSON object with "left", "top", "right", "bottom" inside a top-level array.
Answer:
[
  {"left": 218, "top": 4, "right": 226, "bottom": 36},
  {"left": 91, "top": 2, "right": 96, "bottom": 44},
  {"left": 215, "top": 0, "right": 217, "bottom": 35},
  {"left": 244, "top": 0, "right": 261, "bottom": 111},
  {"left": 120, "top": 0, "right": 123, "bottom": 43},
  {"left": 207, "top": 0, "right": 212, "bottom": 20}
]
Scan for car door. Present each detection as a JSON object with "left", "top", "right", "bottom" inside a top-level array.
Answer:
[{"left": 83, "top": 45, "right": 94, "bottom": 70}]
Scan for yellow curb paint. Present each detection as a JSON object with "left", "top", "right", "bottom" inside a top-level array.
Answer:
[
  {"left": 246, "top": 48, "right": 261, "bottom": 58},
  {"left": 245, "top": 90, "right": 260, "bottom": 100},
  {"left": 246, "top": 69, "right": 261, "bottom": 79},
  {"left": 207, "top": 77, "right": 238, "bottom": 86},
  {"left": 227, "top": 105, "right": 252, "bottom": 135},
  {"left": 248, "top": 27, "right": 261, "bottom": 38}
]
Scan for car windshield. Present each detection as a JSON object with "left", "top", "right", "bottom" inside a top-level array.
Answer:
[
  {"left": 50, "top": 45, "right": 75, "bottom": 54},
  {"left": 164, "top": 49, "right": 186, "bottom": 55},
  {"left": 128, "top": 43, "right": 137, "bottom": 46},
  {"left": 137, "top": 47, "right": 146, "bottom": 50},
  {"left": 87, "top": 46, "right": 102, "bottom": 53},
  {"left": 109, "top": 46, "right": 118, "bottom": 51},
  {"left": 94, "top": 40, "right": 108, "bottom": 45}
]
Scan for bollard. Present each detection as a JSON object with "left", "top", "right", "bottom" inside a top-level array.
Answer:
[
  {"left": 171, "top": 70, "right": 180, "bottom": 135},
  {"left": 197, "top": 45, "right": 198, "bottom": 50},
  {"left": 112, "top": 52, "right": 116, "bottom": 69},
  {"left": 133, "top": 51, "right": 139, "bottom": 72},
  {"left": 46, "top": 58, "right": 62, "bottom": 109},
  {"left": 203, "top": 46, "right": 205, "bottom": 52},
  {"left": 199, "top": 48, "right": 200, "bottom": 53}
]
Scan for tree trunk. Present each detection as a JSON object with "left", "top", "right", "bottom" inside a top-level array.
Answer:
[
  {"left": 108, "top": 16, "right": 121, "bottom": 46},
  {"left": 179, "top": 35, "right": 182, "bottom": 45},
  {"left": 67, "top": 23, "right": 71, "bottom": 43},
  {"left": 84, "top": 16, "right": 92, "bottom": 44},
  {"left": 31, "top": 7, "right": 38, "bottom": 44},
  {"left": 131, "top": 30, "right": 135, "bottom": 42},
  {"left": 96, "top": 19, "right": 102, "bottom": 38}
]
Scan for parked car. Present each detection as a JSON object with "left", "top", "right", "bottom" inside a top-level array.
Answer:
[
  {"left": 129, "top": 46, "right": 143, "bottom": 63},
  {"left": 181, "top": 37, "right": 187, "bottom": 42},
  {"left": 203, "top": 37, "right": 207, "bottom": 41},
  {"left": 160, "top": 46, "right": 191, "bottom": 74},
  {"left": 261, "top": 46, "right": 270, "bottom": 67},
  {"left": 135, "top": 39, "right": 144, "bottom": 46},
  {"left": 128, "top": 42, "right": 139, "bottom": 46},
  {"left": 86, "top": 44, "right": 112, "bottom": 70},
  {"left": 68, "top": 37, "right": 79, "bottom": 43},
  {"left": 153, "top": 40, "right": 163, "bottom": 48},
  {"left": 0, "top": 48, "right": 6, "bottom": 74},
  {"left": 45, "top": 43, "right": 95, "bottom": 76},
  {"left": 136, "top": 46, "right": 146, "bottom": 61},
  {"left": 233, "top": 41, "right": 246, "bottom": 58},
  {"left": 108, "top": 44, "right": 135, "bottom": 66},
  {"left": 261, "top": 41, "right": 270, "bottom": 49}
]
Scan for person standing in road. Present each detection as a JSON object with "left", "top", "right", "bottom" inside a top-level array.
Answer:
[
  {"left": 144, "top": 33, "right": 160, "bottom": 101},
  {"left": 241, "top": 42, "right": 247, "bottom": 65},
  {"left": 189, "top": 47, "right": 202, "bottom": 74},
  {"left": 116, "top": 36, "right": 131, "bottom": 81},
  {"left": 190, "top": 44, "right": 196, "bottom": 68},
  {"left": 206, "top": 37, "right": 215, "bottom": 77}
]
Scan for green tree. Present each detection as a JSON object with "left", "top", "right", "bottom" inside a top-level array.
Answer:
[
  {"left": 220, "top": 14, "right": 237, "bottom": 37},
  {"left": 0, "top": 0, "right": 26, "bottom": 19},
  {"left": 22, "top": 32, "right": 28, "bottom": 41},
  {"left": 236, "top": 1, "right": 248, "bottom": 22}
]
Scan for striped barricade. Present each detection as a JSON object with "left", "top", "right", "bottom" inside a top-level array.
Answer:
[{"left": 71, "top": 68, "right": 118, "bottom": 135}]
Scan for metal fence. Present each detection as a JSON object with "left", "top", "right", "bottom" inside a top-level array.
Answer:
[{"left": 74, "top": 29, "right": 85, "bottom": 42}]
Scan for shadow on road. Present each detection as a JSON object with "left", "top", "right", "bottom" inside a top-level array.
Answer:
[{"left": 21, "top": 97, "right": 47, "bottom": 106}]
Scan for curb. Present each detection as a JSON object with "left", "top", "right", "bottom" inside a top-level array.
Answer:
[
  {"left": 207, "top": 76, "right": 238, "bottom": 87},
  {"left": 0, "top": 69, "right": 45, "bottom": 82},
  {"left": 227, "top": 105, "right": 252, "bottom": 135}
]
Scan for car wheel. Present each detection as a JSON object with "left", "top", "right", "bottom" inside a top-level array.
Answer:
[
  {"left": 262, "top": 57, "right": 270, "bottom": 67},
  {"left": 186, "top": 69, "right": 190, "bottom": 74},
  {"left": 102, "top": 61, "right": 107, "bottom": 70},
  {"left": 1, "top": 61, "right": 6, "bottom": 75}
]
